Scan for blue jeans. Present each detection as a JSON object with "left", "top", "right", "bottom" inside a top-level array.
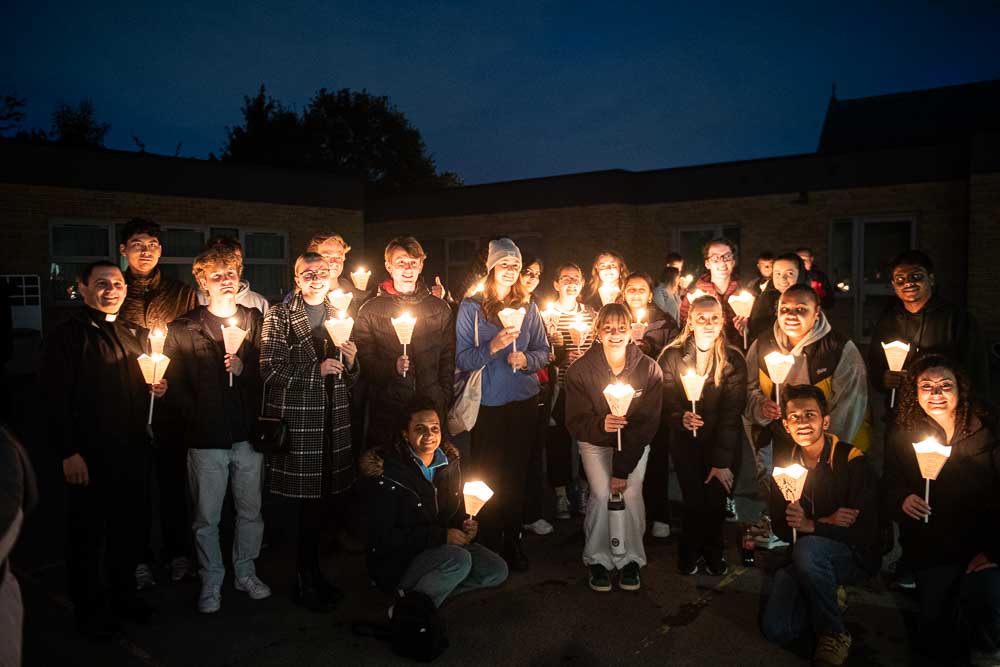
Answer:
[
  {"left": 398, "top": 542, "right": 508, "bottom": 608},
  {"left": 761, "top": 535, "right": 867, "bottom": 642},
  {"left": 187, "top": 442, "right": 264, "bottom": 586}
]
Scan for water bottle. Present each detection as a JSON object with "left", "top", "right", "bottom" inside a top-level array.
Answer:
[
  {"left": 741, "top": 524, "right": 756, "bottom": 567},
  {"left": 608, "top": 492, "right": 627, "bottom": 556}
]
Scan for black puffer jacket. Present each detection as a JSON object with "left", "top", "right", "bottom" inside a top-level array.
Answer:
[
  {"left": 162, "top": 305, "right": 262, "bottom": 449},
  {"left": 883, "top": 414, "right": 1000, "bottom": 570},
  {"left": 867, "top": 294, "right": 990, "bottom": 402},
  {"left": 658, "top": 338, "right": 747, "bottom": 468},
  {"left": 354, "top": 280, "right": 456, "bottom": 447},
  {"left": 565, "top": 342, "right": 663, "bottom": 478},
  {"left": 360, "top": 440, "right": 465, "bottom": 592}
]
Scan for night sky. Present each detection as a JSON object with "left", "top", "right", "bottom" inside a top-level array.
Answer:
[{"left": 4, "top": 2, "right": 999, "bottom": 185}]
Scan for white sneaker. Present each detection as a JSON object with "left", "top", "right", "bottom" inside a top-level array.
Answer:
[
  {"left": 651, "top": 521, "right": 671, "bottom": 538},
  {"left": 198, "top": 584, "right": 222, "bottom": 613},
  {"left": 235, "top": 575, "right": 272, "bottom": 600},
  {"left": 523, "top": 519, "right": 554, "bottom": 536},
  {"left": 135, "top": 563, "right": 156, "bottom": 590},
  {"left": 555, "top": 495, "right": 571, "bottom": 520},
  {"left": 754, "top": 532, "right": 790, "bottom": 550}
]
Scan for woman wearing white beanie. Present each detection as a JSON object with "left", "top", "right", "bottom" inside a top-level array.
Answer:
[{"left": 455, "top": 238, "right": 550, "bottom": 571}]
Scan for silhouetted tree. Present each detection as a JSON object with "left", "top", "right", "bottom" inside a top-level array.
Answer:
[
  {"left": 51, "top": 100, "right": 110, "bottom": 147},
  {"left": 222, "top": 84, "right": 460, "bottom": 196},
  {"left": 0, "top": 93, "right": 27, "bottom": 136}
]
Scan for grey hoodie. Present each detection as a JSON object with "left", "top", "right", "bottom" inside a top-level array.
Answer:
[{"left": 745, "top": 312, "right": 868, "bottom": 446}]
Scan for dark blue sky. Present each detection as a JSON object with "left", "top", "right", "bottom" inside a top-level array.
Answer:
[{"left": 4, "top": 2, "right": 999, "bottom": 185}]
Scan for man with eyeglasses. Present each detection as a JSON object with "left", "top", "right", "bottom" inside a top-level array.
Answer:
[
  {"left": 867, "top": 250, "right": 989, "bottom": 408},
  {"left": 304, "top": 232, "right": 372, "bottom": 315},
  {"left": 119, "top": 218, "right": 199, "bottom": 590},
  {"left": 679, "top": 238, "right": 744, "bottom": 347},
  {"left": 354, "top": 236, "right": 456, "bottom": 449}
]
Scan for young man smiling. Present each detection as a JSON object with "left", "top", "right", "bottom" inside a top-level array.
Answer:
[
  {"left": 119, "top": 218, "right": 199, "bottom": 588},
  {"left": 761, "top": 384, "right": 880, "bottom": 667},
  {"left": 162, "top": 247, "right": 269, "bottom": 614},
  {"left": 867, "top": 250, "right": 989, "bottom": 408},
  {"left": 354, "top": 236, "right": 456, "bottom": 450},
  {"left": 43, "top": 261, "right": 167, "bottom": 638}
]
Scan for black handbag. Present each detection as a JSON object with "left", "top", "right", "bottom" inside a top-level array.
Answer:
[{"left": 252, "top": 382, "right": 289, "bottom": 454}]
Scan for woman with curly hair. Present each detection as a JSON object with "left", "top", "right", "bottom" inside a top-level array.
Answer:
[{"left": 883, "top": 353, "right": 1000, "bottom": 664}]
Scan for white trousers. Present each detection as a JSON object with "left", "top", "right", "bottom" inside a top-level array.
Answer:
[{"left": 578, "top": 442, "right": 649, "bottom": 570}]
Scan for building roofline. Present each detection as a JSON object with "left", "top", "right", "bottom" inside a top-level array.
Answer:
[
  {"left": 0, "top": 140, "right": 364, "bottom": 210},
  {"left": 368, "top": 142, "right": 972, "bottom": 221}
]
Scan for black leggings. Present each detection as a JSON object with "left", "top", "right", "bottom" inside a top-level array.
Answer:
[
  {"left": 296, "top": 491, "right": 352, "bottom": 573},
  {"left": 470, "top": 396, "right": 539, "bottom": 549}
]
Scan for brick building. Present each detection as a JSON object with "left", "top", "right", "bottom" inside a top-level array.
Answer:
[
  {"left": 0, "top": 141, "right": 364, "bottom": 338},
  {"left": 366, "top": 79, "right": 1000, "bottom": 345}
]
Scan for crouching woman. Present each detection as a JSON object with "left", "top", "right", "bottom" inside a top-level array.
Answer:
[{"left": 361, "top": 397, "right": 508, "bottom": 608}]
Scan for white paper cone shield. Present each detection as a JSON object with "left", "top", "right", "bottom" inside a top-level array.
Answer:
[
  {"left": 882, "top": 341, "right": 910, "bottom": 372},
  {"left": 138, "top": 354, "right": 170, "bottom": 384},
  {"left": 222, "top": 326, "right": 248, "bottom": 354},
  {"left": 569, "top": 324, "right": 588, "bottom": 347},
  {"left": 772, "top": 464, "right": 809, "bottom": 502},
  {"left": 681, "top": 373, "right": 707, "bottom": 402},
  {"left": 325, "top": 318, "right": 354, "bottom": 346},
  {"left": 728, "top": 293, "right": 755, "bottom": 318},
  {"left": 391, "top": 317, "right": 416, "bottom": 345},
  {"left": 630, "top": 322, "right": 648, "bottom": 342},
  {"left": 764, "top": 352, "right": 795, "bottom": 385},
  {"left": 498, "top": 308, "right": 526, "bottom": 331},
  {"left": 603, "top": 384, "right": 636, "bottom": 417},
  {"left": 913, "top": 439, "right": 952, "bottom": 480},
  {"left": 328, "top": 290, "right": 354, "bottom": 312},
  {"left": 350, "top": 271, "right": 371, "bottom": 291},
  {"left": 598, "top": 284, "right": 619, "bottom": 305},
  {"left": 463, "top": 481, "right": 494, "bottom": 516}
]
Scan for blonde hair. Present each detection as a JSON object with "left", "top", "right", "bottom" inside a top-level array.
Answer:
[
  {"left": 306, "top": 232, "right": 351, "bottom": 255},
  {"left": 665, "top": 294, "right": 728, "bottom": 386},
  {"left": 192, "top": 247, "right": 242, "bottom": 283},
  {"left": 293, "top": 252, "right": 329, "bottom": 275}
]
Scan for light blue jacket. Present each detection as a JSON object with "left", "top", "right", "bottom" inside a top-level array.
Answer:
[{"left": 455, "top": 298, "right": 549, "bottom": 406}]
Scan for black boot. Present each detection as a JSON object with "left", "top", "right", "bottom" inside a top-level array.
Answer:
[
  {"left": 503, "top": 533, "right": 530, "bottom": 572},
  {"left": 311, "top": 567, "right": 344, "bottom": 607},
  {"left": 292, "top": 571, "right": 337, "bottom": 613}
]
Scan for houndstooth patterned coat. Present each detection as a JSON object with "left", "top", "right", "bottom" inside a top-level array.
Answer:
[{"left": 261, "top": 293, "right": 358, "bottom": 499}]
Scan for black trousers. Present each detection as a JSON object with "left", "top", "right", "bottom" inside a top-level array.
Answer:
[
  {"left": 642, "top": 426, "right": 673, "bottom": 524},
  {"left": 141, "top": 442, "right": 192, "bottom": 564},
  {"left": 914, "top": 564, "right": 1000, "bottom": 664},
  {"left": 545, "top": 389, "right": 572, "bottom": 489},
  {"left": 671, "top": 434, "right": 726, "bottom": 563},
  {"left": 470, "top": 395, "right": 538, "bottom": 549},
  {"left": 66, "top": 448, "right": 150, "bottom": 617},
  {"left": 524, "top": 389, "right": 554, "bottom": 523}
]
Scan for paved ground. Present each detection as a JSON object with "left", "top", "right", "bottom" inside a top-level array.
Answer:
[{"left": 7, "top": 370, "right": 921, "bottom": 666}]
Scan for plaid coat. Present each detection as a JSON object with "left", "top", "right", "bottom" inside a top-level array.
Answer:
[{"left": 260, "top": 293, "right": 359, "bottom": 499}]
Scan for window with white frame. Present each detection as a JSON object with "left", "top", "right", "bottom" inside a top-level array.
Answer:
[{"left": 48, "top": 219, "right": 289, "bottom": 303}]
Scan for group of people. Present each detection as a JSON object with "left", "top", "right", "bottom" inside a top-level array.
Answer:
[{"left": 42, "top": 218, "right": 998, "bottom": 666}]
